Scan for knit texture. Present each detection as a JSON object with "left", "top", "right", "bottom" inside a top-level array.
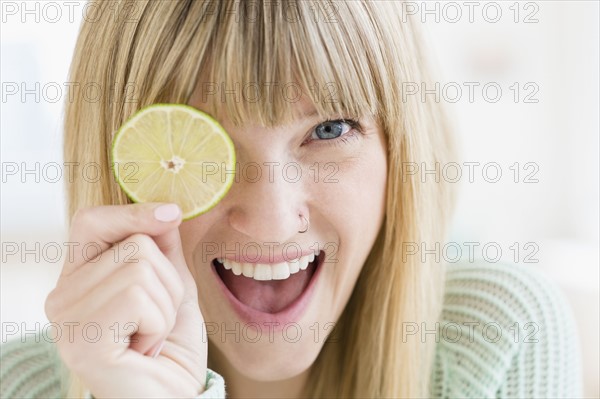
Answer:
[
  {"left": 429, "top": 262, "right": 582, "bottom": 398},
  {"left": 1, "top": 262, "right": 582, "bottom": 398}
]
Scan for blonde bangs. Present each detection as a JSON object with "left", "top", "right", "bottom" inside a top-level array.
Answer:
[{"left": 183, "top": 0, "right": 395, "bottom": 127}]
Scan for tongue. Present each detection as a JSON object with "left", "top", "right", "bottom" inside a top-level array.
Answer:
[{"left": 217, "top": 262, "right": 316, "bottom": 313}]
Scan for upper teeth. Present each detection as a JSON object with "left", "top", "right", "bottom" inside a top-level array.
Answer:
[{"left": 218, "top": 252, "right": 317, "bottom": 281}]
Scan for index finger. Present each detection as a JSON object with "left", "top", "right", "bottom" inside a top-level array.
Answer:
[{"left": 64, "top": 202, "right": 182, "bottom": 273}]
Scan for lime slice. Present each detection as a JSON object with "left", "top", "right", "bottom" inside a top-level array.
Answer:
[{"left": 111, "top": 104, "right": 236, "bottom": 220}]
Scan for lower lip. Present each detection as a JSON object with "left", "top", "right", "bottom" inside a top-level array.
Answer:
[{"left": 210, "top": 252, "right": 324, "bottom": 331}]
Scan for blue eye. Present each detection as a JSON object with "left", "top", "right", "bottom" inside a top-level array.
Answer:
[{"left": 311, "top": 120, "right": 352, "bottom": 140}]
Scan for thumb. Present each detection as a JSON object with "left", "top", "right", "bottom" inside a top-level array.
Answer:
[{"left": 150, "top": 209, "right": 198, "bottom": 304}]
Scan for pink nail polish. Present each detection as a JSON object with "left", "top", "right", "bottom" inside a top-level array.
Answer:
[{"left": 154, "top": 204, "right": 180, "bottom": 222}]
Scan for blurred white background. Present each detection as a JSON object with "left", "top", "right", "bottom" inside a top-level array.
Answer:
[{"left": 1, "top": 1, "right": 598, "bottom": 397}]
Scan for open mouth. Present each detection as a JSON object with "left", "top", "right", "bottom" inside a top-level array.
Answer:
[{"left": 212, "top": 251, "right": 324, "bottom": 314}]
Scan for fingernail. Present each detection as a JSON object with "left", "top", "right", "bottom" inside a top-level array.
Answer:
[
  {"left": 154, "top": 204, "right": 180, "bottom": 222},
  {"left": 150, "top": 339, "right": 165, "bottom": 358}
]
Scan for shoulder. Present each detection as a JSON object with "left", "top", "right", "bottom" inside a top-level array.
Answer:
[
  {"left": 0, "top": 334, "right": 64, "bottom": 398},
  {"left": 430, "top": 261, "right": 582, "bottom": 398},
  {"left": 442, "top": 261, "right": 574, "bottom": 325}
]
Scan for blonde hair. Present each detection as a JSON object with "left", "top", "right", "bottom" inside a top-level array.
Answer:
[{"left": 62, "top": 1, "right": 455, "bottom": 397}]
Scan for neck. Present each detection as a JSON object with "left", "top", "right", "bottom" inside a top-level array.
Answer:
[{"left": 208, "top": 346, "right": 310, "bottom": 398}]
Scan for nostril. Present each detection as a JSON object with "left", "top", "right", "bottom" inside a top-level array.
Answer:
[{"left": 227, "top": 209, "right": 308, "bottom": 242}]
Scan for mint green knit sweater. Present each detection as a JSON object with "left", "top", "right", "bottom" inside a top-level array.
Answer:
[{"left": 1, "top": 262, "right": 582, "bottom": 398}]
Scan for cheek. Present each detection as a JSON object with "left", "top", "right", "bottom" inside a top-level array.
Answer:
[
  {"left": 310, "top": 147, "right": 387, "bottom": 318},
  {"left": 315, "top": 151, "right": 387, "bottom": 233}
]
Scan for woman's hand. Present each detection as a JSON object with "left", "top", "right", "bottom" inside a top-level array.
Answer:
[{"left": 45, "top": 203, "right": 207, "bottom": 398}]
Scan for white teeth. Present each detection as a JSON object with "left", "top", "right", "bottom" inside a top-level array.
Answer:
[
  {"left": 218, "top": 252, "right": 319, "bottom": 281},
  {"left": 289, "top": 259, "right": 300, "bottom": 274},
  {"left": 242, "top": 262, "right": 254, "bottom": 278},
  {"left": 231, "top": 262, "right": 242, "bottom": 276},
  {"left": 272, "top": 262, "right": 291, "bottom": 280},
  {"left": 299, "top": 256, "right": 309, "bottom": 270},
  {"left": 254, "top": 264, "right": 272, "bottom": 281}
]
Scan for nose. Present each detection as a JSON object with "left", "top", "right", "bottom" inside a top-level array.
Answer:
[{"left": 225, "top": 159, "right": 308, "bottom": 243}]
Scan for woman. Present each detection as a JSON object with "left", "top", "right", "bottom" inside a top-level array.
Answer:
[{"left": 0, "top": 1, "right": 581, "bottom": 398}]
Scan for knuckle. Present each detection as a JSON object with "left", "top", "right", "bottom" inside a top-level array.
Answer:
[
  {"left": 124, "top": 284, "right": 150, "bottom": 308},
  {"left": 71, "top": 207, "right": 95, "bottom": 228},
  {"left": 127, "top": 233, "right": 155, "bottom": 254},
  {"left": 127, "top": 204, "right": 147, "bottom": 225},
  {"left": 128, "top": 260, "right": 156, "bottom": 286},
  {"left": 123, "top": 286, "right": 167, "bottom": 332}
]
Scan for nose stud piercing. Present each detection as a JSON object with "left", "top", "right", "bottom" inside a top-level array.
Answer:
[{"left": 299, "top": 214, "right": 309, "bottom": 233}]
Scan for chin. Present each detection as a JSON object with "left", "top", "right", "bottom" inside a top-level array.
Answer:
[{"left": 212, "top": 333, "right": 324, "bottom": 381}]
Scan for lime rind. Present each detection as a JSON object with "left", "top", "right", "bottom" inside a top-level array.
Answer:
[{"left": 111, "top": 104, "right": 236, "bottom": 220}]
